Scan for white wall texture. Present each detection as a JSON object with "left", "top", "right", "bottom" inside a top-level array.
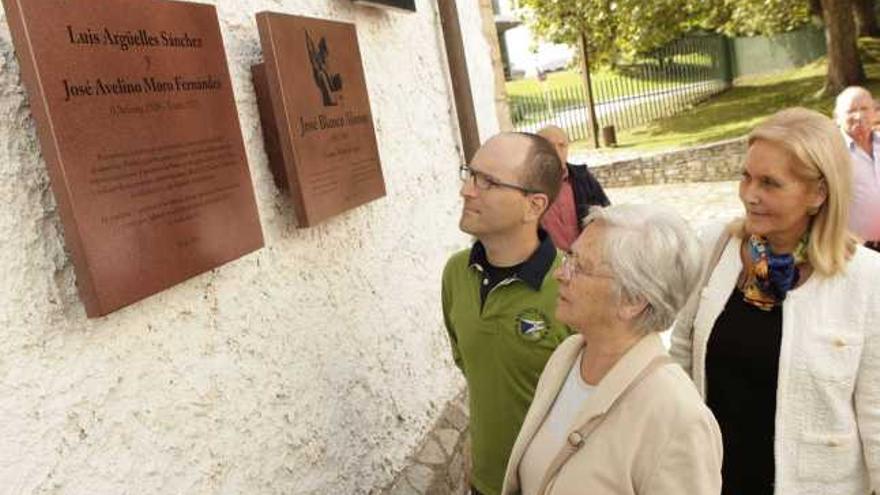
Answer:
[{"left": 0, "top": 1, "right": 499, "bottom": 493}]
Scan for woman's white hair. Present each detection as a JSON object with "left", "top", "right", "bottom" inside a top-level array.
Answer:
[{"left": 584, "top": 204, "right": 703, "bottom": 334}]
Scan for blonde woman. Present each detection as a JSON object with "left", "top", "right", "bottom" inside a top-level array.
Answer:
[{"left": 671, "top": 107, "right": 880, "bottom": 494}]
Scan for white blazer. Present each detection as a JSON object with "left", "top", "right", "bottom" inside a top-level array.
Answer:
[{"left": 670, "top": 224, "right": 880, "bottom": 494}]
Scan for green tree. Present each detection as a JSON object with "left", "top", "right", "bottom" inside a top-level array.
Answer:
[
  {"left": 853, "top": 0, "right": 879, "bottom": 37},
  {"left": 519, "top": 0, "right": 867, "bottom": 94},
  {"left": 694, "top": 0, "right": 864, "bottom": 93},
  {"left": 687, "top": 0, "right": 813, "bottom": 36},
  {"left": 518, "top": 0, "right": 692, "bottom": 65},
  {"left": 820, "top": 0, "right": 866, "bottom": 92}
]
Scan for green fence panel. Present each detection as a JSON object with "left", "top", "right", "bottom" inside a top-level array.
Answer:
[{"left": 729, "top": 25, "right": 826, "bottom": 78}]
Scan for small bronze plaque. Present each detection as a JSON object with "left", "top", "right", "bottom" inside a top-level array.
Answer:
[
  {"left": 255, "top": 12, "right": 386, "bottom": 227},
  {"left": 2, "top": 0, "right": 264, "bottom": 317}
]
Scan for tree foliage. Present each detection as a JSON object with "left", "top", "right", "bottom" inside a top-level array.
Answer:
[
  {"left": 518, "top": 0, "right": 867, "bottom": 93},
  {"left": 690, "top": 0, "right": 815, "bottom": 37},
  {"left": 517, "top": 0, "right": 693, "bottom": 64},
  {"left": 517, "top": 0, "right": 817, "bottom": 64}
]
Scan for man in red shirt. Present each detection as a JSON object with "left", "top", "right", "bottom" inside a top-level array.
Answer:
[{"left": 538, "top": 126, "right": 611, "bottom": 251}]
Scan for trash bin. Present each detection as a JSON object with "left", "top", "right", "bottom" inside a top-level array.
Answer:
[{"left": 602, "top": 125, "right": 617, "bottom": 147}]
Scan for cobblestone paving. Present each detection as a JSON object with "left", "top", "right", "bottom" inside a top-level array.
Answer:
[
  {"left": 606, "top": 180, "right": 744, "bottom": 232},
  {"left": 607, "top": 180, "right": 744, "bottom": 348},
  {"left": 381, "top": 392, "right": 470, "bottom": 495}
]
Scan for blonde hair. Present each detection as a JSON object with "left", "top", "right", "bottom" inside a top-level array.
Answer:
[{"left": 732, "top": 107, "right": 857, "bottom": 276}]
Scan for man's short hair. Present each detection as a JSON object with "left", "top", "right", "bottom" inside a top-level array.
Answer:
[{"left": 514, "top": 132, "right": 563, "bottom": 204}]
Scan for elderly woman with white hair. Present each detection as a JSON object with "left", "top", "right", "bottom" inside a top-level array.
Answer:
[
  {"left": 500, "top": 204, "right": 723, "bottom": 495},
  {"left": 671, "top": 107, "right": 880, "bottom": 494}
]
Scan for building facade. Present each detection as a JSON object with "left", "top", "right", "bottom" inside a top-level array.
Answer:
[{"left": 0, "top": 0, "right": 501, "bottom": 493}]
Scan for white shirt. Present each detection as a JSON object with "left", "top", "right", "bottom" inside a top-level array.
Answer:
[
  {"left": 519, "top": 350, "right": 595, "bottom": 495},
  {"left": 842, "top": 130, "right": 880, "bottom": 241}
]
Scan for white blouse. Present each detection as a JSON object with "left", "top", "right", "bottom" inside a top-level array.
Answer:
[{"left": 519, "top": 350, "right": 595, "bottom": 495}]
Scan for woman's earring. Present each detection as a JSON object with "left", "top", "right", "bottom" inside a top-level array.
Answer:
[{"left": 808, "top": 205, "right": 820, "bottom": 216}]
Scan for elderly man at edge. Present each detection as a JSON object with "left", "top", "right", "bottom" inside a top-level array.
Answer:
[
  {"left": 443, "top": 132, "right": 572, "bottom": 495},
  {"left": 537, "top": 125, "right": 610, "bottom": 251},
  {"left": 502, "top": 205, "right": 723, "bottom": 495},
  {"left": 834, "top": 86, "right": 880, "bottom": 252}
]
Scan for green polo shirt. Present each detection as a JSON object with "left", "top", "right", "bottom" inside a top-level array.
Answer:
[{"left": 441, "top": 232, "right": 571, "bottom": 495}]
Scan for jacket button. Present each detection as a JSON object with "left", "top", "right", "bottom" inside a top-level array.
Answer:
[
  {"left": 827, "top": 439, "right": 842, "bottom": 447},
  {"left": 568, "top": 432, "right": 584, "bottom": 447},
  {"left": 834, "top": 338, "right": 847, "bottom": 348}
]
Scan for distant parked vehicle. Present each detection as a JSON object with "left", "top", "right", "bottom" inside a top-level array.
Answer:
[{"left": 537, "top": 55, "right": 571, "bottom": 74}]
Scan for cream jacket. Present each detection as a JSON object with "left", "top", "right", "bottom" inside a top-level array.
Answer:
[
  {"left": 670, "top": 225, "right": 880, "bottom": 494},
  {"left": 501, "top": 333, "right": 723, "bottom": 495}
]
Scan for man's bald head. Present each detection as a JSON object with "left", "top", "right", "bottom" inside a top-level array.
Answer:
[
  {"left": 835, "top": 86, "right": 873, "bottom": 120},
  {"left": 835, "top": 86, "right": 875, "bottom": 141},
  {"left": 479, "top": 132, "right": 563, "bottom": 204},
  {"left": 538, "top": 125, "right": 569, "bottom": 171}
]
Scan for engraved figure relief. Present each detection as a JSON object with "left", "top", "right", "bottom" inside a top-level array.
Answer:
[{"left": 305, "top": 31, "right": 342, "bottom": 106}]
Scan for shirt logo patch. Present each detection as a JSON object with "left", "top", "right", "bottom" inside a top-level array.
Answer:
[{"left": 516, "top": 309, "right": 548, "bottom": 341}]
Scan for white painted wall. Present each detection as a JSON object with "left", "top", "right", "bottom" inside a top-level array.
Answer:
[
  {"left": 459, "top": 0, "right": 502, "bottom": 142},
  {"left": 0, "top": 0, "right": 499, "bottom": 493}
]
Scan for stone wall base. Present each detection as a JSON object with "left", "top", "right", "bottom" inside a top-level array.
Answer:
[
  {"left": 591, "top": 138, "right": 748, "bottom": 188},
  {"left": 381, "top": 391, "right": 471, "bottom": 495}
]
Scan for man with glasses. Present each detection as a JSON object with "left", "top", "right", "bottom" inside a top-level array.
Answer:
[{"left": 442, "top": 132, "right": 572, "bottom": 495}]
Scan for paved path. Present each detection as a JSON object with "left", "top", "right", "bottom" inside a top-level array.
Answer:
[
  {"left": 605, "top": 180, "right": 744, "bottom": 233},
  {"left": 605, "top": 180, "right": 744, "bottom": 347}
]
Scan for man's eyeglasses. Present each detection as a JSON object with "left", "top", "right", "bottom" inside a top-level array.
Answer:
[
  {"left": 459, "top": 165, "right": 542, "bottom": 195},
  {"left": 560, "top": 253, "right": 615, "bottom": 280}
]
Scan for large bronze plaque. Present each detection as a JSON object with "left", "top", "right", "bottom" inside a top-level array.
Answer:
[
  {"left": 255, "top": 12, "right": 386, "bottom": 227},
  {"left": 2, "top": 0, "right": 264, "bottom": 317}
]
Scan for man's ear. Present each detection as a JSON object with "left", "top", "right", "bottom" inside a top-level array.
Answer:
[{"left": 525, "top": 193, "right": 550, "bottom": 223}]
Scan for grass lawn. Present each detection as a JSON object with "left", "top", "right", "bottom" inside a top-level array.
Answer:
[
  {"left": 506, "top": 70, "right": 584, "bottom": 96},
  {"left": 571, "top": 38, "right": 880, "bottom": 152},
  {"left": 506, "top": 65, "right": 698, "bottom": 106}
]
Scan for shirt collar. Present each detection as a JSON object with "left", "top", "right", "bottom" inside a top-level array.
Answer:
[
  {"left": 841, "top": 128, "right": 880, "bottom": 150},
  {"left": 468, "top": 229, "right": 556, "bottom": 291},
  {"left": 842, "top": 129, "right": 857, "bottom": 149}
]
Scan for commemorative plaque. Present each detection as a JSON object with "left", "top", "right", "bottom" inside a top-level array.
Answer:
[
  {"left": 254, "top": 12, "right": 386, "bottom": 227},
  {"left": 2, "top": 0, "right": 264, "bottom": 317}
]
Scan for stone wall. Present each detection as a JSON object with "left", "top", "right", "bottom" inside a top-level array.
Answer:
[
  {"left": 591, "top": 138, "right": 748, "bottom": 188},
  {"left": 0, "top": 1, "right": 497, "bottom": 493}
]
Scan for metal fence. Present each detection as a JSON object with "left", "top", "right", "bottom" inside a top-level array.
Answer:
[{"left": 510, "top": 35, "right": 732, "bottom": 145}]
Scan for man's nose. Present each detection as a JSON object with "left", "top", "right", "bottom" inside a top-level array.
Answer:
[{"left": 460, "top": 178, "right": 477, "bottom": 197}]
